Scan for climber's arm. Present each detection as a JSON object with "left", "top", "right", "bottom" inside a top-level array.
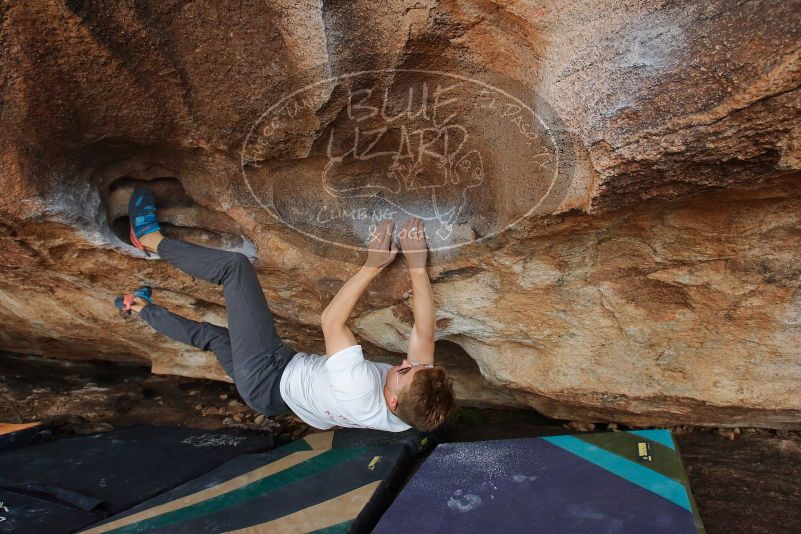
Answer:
[
  {"left": 321, "top": 220, "right": 397, "bottom": 356},
  {"left": 401, "top": 218, "right": 435, "bottom": 365},
  {"left": 407, "top": 270, "right": 435, "bottom": 364},
  {"left": 321, "top": 267, "right": 374, "bottom": 355}
]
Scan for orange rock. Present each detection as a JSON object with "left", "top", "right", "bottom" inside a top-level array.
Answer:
[{"left": 0, "top": 0, "right": 799, "bottom": 427}]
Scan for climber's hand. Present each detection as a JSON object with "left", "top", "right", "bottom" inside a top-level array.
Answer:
[
  {"left": 400, "top": 217, "right": 428, "bottom": 270},
  {"left": 364, "top": 219, "right": 398, "bottom": 270}
]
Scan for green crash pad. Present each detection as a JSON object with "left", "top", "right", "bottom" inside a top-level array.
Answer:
[{"left": 82, "top": 429, "right": 431, "bottom": 533}]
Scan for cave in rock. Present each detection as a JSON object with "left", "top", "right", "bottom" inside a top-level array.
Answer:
[{"left": 104, "top": 175, "right": 253, "bottom": 254}]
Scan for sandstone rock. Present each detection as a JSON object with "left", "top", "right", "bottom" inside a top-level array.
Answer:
[
  {"left": 565, "top": 421, "right": 596, "bottom": 433},
  {"left": 0, "top": 1, "right": 800, "bottom": 428}
]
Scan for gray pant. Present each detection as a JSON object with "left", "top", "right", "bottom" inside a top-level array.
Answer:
[{"left": 139, "top": 237, "right": 296, "bottom": 415}]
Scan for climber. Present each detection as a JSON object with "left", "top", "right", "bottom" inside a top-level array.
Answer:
[{"left": 115, "top": 186, "right": 454, "bottom": 432}]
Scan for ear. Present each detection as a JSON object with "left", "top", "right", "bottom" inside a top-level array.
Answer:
[{"left": 388, "top": 396, "right": 399, "bottom": 412}]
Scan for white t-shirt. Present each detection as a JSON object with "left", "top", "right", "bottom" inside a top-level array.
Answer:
[{"left": 279, "top": 344, "right": 412, "bottom": 432}]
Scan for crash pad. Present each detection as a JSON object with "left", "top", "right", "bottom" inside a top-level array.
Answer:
[
  {"left": 82, "top": 431, "right": 422, "bottom": 533},
  {"left": 284, "top": 427, "right": 435, "bottom": 456},
  {"left": 0, "top": 426, "right": 273, "bottom": 534},
  {"left": 374, "top": 429, "right": 705, "bottom": 534},
  {"left": 0, "top": 487, "right": 104, "bottom": 534},
  {"left": 0, "top": 422, "right": 52, "bottom": 452}
]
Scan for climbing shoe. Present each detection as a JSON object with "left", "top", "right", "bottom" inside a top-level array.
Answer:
[
  {"left": 128, "top": 186, "right": 161, "bottom": 255},
  {"left": 114, "top": 286, "right": 153, "bottom": 316}
]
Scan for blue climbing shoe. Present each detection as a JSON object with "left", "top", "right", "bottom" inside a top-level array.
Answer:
[
  {"left": 114, "top": 286, "right": 153, "bottom": 313},
  {"left": 128, "top": 186, "right": 161, "bottom": 253}
]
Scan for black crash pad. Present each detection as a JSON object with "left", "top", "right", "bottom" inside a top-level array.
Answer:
[
  {"left": 0, "top": 423, "right": 52, "bottom": 453},
  {"left": 0, "top": 426, "right": 273, "bottom": 534}
]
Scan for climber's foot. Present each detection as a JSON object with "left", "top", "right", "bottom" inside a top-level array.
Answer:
[
  {"left": 128, "top": 186, "right": 162, "bottom": 254},
  {"left": 114, "top": 286, "right": 153, "bottom": 315}
]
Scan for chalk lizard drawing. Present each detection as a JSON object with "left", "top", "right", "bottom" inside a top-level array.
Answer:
[{"left": 321, "top": 85, "right": 485, "bottom": 241}]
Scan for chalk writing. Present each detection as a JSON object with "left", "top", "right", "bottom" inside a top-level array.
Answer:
[
  {"left": 240, "top": 61, "right": 575, "bottom": 258},
  {"left": 180, "top": 434, "right": 246, "bottom": 447}
]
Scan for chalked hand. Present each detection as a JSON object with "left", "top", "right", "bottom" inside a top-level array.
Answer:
[
  {"left": 400, "top": 217, "right": 428, "bottom": 270},
  {"left": 365, "top": 219, "right": 398, "bottom": 270}
]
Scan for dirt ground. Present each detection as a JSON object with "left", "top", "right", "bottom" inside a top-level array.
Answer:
[{"left": 2, "top": 352, "right": 800, "bottom": 534}]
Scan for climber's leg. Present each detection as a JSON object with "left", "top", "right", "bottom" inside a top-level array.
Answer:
[
  {"left": 139, "top": 304, "right": 234, "bottom": 379},
  {"left": 154, "top": 238, "right": 294, "bottom": 414},
  {"left": 127, "top": 186, "right": 295, "bottom": 415}
]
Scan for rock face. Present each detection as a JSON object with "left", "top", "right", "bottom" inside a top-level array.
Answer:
[{"left": 1, "top": 0, "right": 800, "bottom": 427}]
